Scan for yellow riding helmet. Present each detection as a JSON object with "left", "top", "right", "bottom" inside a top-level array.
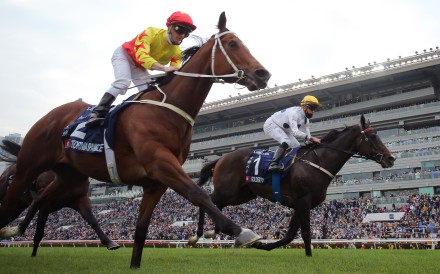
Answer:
[{"left": 301, "top": 95, "right": 321, "bottom": 107}]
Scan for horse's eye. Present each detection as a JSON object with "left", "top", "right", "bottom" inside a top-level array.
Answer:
[{"left": 229, "top": 40, "right": 237, "bottom": 48}]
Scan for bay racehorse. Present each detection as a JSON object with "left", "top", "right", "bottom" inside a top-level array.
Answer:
[
  {"left": 0, "top": 12, "right": 270, "bottom": 268},
  {"left": 188, "top": 115, "right": 395, "bottom": 256},
  {"left": 0, "top": 140, "right": 119, "bottom": 256}
]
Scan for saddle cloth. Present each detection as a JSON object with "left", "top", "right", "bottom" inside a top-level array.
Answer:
[
  {"left": 61, "top": 74, "right": 171, "bottom": 153},
  {"left": 245, "top": 147, "right": 299, "bottom": 184},
  {"left": 62, "top": 94, "right": 137, "bottom": 153}
]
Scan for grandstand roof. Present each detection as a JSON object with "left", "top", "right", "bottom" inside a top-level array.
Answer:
[{"left": 196, "top": 50, "right": 440, "bottom": 126}]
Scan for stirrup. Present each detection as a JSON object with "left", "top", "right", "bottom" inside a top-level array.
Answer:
[
  {"left": 268, "top": 162, "right": 284, "bottom": 172},
  {"left": 85, "top": 117, "right": 105, "bottom": 128}
]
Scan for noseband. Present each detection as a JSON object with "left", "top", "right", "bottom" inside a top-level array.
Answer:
[{"left": 358, "top": 126, "right": 384, "bottom": 163}]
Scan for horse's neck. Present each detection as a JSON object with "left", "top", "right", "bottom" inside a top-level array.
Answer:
[
  {"left": 168, "top": 76, "right": 213, "bottom": 117},
  {"left": 162, "top": 48, "right": 214, "bottom": 118},
  {"left": 318, "top": 131, "right": 359, "bottom": 174}
]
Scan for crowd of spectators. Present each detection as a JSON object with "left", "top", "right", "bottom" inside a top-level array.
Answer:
[
  {"left": 5, "top": 189, "right": 440, "bottom": 243},
  {"left": 330, "top": 168, "right": 440, "bottom": 187}
]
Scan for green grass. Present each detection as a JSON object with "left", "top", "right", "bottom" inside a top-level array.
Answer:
[{"left": 0, "top": 247, "right": 439, "bottom": 274}]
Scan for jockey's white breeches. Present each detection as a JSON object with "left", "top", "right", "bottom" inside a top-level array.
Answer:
[
  {"left": 106, "top": 46, "right": 150, "bottom": 97},
  {"left": 263, "top": 118, "right": 300, "bottom": 148}
]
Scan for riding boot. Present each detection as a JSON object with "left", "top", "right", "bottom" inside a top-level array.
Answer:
[
  {"left": 268, "top": 142, "right": 289, "bottom": 172},
  {"left": 85, "top": 93, "right": 116, "bottom": 128}
]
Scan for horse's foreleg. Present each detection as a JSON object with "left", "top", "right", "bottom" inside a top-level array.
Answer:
[
  {"left": 213, "top": 205, "right": 224, "bottom": 236},
  {"left": 300, "top": 209, "right": 312, "bottom": 256},
  {"left": 31, "top": 210, "right": 49, "bottom": 257},
  {"left": 74, "top": 196, "right": 119, "bottom": 250},
  {"left": 253, "top": 210, "right": 300, "bottom": 251},
  {"left": 150, "top": 157, "right": 258, "bottom": 245},
  {"left": 188, "top": 204, "right": 223, "bottom": 245},
  {"left": 130, "top": 184, "right": 167, "bottom": 269},
  {"left": 0, "top": 173, "right": 40, "bottom": 228},
  {"left": 14, "top": 199, "right": 42, "bottom": 237},
  {"left": 187, "top": 207, "right": 206, "bottom": 246}
]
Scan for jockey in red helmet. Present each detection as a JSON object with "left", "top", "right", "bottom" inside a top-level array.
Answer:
[{"left": 86, "top": 11, "right": 196, "bottom": 128}]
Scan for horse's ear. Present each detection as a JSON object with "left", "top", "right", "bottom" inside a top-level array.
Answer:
[
  {"left": 217, "top": 12, "right": 227, "bottom": 31},
  {"left": 360, "top": 115, "right": 366, "bottom": 129}
]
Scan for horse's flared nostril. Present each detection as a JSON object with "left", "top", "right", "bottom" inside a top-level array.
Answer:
[{"left": 255, "top": 69, "right": 271, "bottom": 81}]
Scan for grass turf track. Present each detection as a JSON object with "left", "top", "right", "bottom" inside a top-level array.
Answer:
[{"left": 0, "top": 247, "right": 439, "bottom": 273}]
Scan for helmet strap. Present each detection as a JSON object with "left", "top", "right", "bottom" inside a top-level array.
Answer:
[{"left": 166, "top": 26, "right": 182, "bottom": 45}]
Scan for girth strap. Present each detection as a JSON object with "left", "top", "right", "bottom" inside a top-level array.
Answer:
[
  {"left": 126, "top": 99, "right": 195, "bottom": 126},
  {"left": 299, "top": 159, "right": 335, "bottom": 179}
]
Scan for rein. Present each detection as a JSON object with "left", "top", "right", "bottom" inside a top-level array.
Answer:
[
  {"left": 173, "top": 31, "right": 245, "bottom": 83},
  {"left": 291, "top": 124, "right": 383, "bottom": 179}
]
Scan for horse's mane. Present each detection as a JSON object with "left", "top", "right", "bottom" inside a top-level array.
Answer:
[
  {"left": 182, "top": 35, "right": 205, "bottom": 63},
  {"left": 147, "top": 36, "right": 205, "bottom": 89},
  {"left": 320, "top": 125, "right": 351, "bottom": 143}
]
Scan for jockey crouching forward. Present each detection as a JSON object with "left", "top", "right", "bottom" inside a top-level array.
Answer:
[
  {"left": 263, "top": 95, "right": 322, "bottom": 172},
  {"left": 86, "top": 11, "right": 197, "bottom": 128}
]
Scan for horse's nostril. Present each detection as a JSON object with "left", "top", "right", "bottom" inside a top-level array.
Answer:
[{"left": 255, "top": 69, "right": 271, "bottom": 80}]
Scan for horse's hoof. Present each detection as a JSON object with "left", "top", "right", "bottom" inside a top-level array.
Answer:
[
  {"left": 107, "top": 242, "right": 120, "bottom": 250},
  {"left": 252, "top": 241, "right": 263, "bottom": 248},
  {"left": 204, "top": 230, "right": 216, "bottom": 239},
  {"left": 235, "top": 228, "right": 262, "bottom": 247},
  {"left": 187, "top": 235, "right": 199, "bottom": 246},
  {"left": 0, "top": 226, "right": 20, "bottom": 238}
]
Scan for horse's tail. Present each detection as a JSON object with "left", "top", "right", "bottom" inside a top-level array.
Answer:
[
  {"left": 0, "top": 140, "right": 21, "bottom": 162},
  {"left": 197, "top": 159, "right": 219, "bottom": 187},
  {"left": 0, "top": 140, "right": 21, "bottom": 157}
]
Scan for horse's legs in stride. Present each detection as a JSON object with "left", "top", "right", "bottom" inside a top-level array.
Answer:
[
  {"left": 253, "top": 210, "right": 301, "bottom": 251},
  {"left": 130, "top": 184, "right": 167, "bottom": 269},
  {"left": 0, "top": 172, "right": 40, "bottom": 228},
  {"left": 15, "top": 198, "right": 42, "bottom": 237},
  {"left": 150, "top": 157, "right": 244, "bottom": 238},
  {"left": 195, "top": 208, "right": 206, "bottom": 239},
  {"left": 213, "top": 205, "right": 224, "bottom": 235},
  {"left": 31, "top": 210, "right": 49, "bottom": 256},
  {"left": 300, "top": 208, "right": 312, "bottom": 256},
  {"left": 194, "top": 205, "right": 223, "bottom": 241},
  {"left": 74, "top": 196, "right": 120, "bottom": 250}
]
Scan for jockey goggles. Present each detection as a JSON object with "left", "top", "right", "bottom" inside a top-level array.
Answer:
[
  {"left": 306, "top": 104, "right": 319, "bottom": 111},
  {"left": 173, "top": 25, "right": 192, "bottom": 37}
]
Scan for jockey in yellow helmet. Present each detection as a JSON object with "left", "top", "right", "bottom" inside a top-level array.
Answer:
[{"left": 263, "top": 95, "right": 321, "bottom": 172}]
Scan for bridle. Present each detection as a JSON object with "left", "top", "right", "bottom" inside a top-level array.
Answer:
[
  {"left": 292, "top": 124, "right": 385, "bottom": 179},
  {"left": 173, "top": 31, "right": 245, "bottom": 83},
  {"left": 358, "top": 126, "right": 384, "bottom": 163},
  {"left": 128, "top": 30, "right": 248, "bottom": 126},
  {"left": 313, "top": 125, "right": 384, "bottom": 163}
]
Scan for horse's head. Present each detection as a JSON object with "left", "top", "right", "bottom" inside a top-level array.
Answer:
[
  {"left": 207, "top": 12, "right": 271, "bottom": 91},
  {"left": 356, "top": 115, "right": 395, "bottom": 168}
]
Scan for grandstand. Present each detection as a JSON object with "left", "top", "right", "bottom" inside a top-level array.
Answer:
[{"left": 83, "top": 48, "right": 439, "bottom": 202}]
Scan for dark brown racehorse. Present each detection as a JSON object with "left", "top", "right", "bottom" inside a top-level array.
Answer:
[
  {"left": 188, "top": 115, "right": 395, "bottom": 256},
  {"left": 0, "top": 12, "right": 270, "bottom": 268},
  {"left": 0, "top": 140, "right": 119, "bottom": 256}
]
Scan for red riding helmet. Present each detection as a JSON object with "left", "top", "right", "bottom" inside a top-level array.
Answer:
[{"left": 166, "top": 11, "right": 197, "bottom": 31}]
